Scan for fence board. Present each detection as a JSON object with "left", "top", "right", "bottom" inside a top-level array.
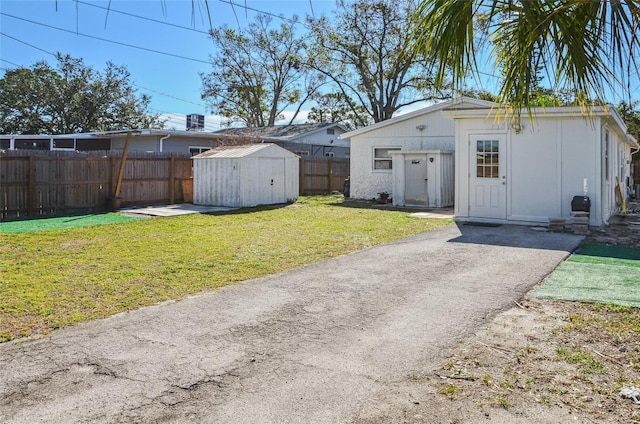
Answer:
[
  {"left": 1, "top": 150, "right": 193, "bottom": 219},
  {"left": 299, "top": 157, "right": 349, "bottom": 195},
  {"left": 1, "top": 151, "right": 349, "bottom": 219}
]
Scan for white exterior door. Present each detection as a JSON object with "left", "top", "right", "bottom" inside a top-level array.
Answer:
[
  {"left": 469, "top": 136, "right": 507, "bottom": 219},
  {"left": 404, "top": 154, "right": 428, "bottom": 206}
]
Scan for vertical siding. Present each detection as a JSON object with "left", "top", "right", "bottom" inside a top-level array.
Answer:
[
  {"left": 437, "top": 153, "right": 455, "bottom": 207},
  {"left": 193, "top": 158, "right": 241, "bottom": 207}
]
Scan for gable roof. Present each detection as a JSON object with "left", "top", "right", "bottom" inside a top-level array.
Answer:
[
  {"left": 214, "top": 123, "right": 348, "bottom": 141},
  {"left": 192, "top": 143, "right": 298, "bottom": 159},
  {"left": 442, "top": 105, "right": 640, "bottom": 149},
  {"left": 339, "top": 97, "right": 497, "bottom": 140}
]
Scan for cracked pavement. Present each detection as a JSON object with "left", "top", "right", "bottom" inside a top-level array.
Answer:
[{"left": 0, "top": 224, "right": 583, "bottom": 423}]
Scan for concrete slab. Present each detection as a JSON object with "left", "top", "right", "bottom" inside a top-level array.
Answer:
[
  {"left": 408, "top": 208, "right": 454, "bottom": 219},
  {"left": 120, "top": 203, "right": 236, "bottom": 217}
]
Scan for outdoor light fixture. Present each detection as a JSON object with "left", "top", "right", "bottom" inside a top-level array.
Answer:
[{"left": 416, "top": 125, "right": 426, "bottom": 131}]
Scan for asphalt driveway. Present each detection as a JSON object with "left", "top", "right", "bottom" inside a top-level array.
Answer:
[{"left": 0, "top": 224, "right": 583, "bottom": 423}]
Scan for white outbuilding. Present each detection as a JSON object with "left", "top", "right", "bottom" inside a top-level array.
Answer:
[
  {"left": 340, "top": 97, "right": 495, "bottom": 206},
  {"left": 444, "top": 105, "right": 639, "bottom": 226},
  {"left": 193, "top": 143, "right": 299, "bottom": 207}
]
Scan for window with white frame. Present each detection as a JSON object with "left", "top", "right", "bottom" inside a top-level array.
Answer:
[
  {"left": 325, "top": 151, "right": 335, "bottom": 157},
  {"left": 189, "top": 146, "right": 212, "bottom": 156},
  {"left": 373, "top": 147, "right": 400, "bottom": 170}
]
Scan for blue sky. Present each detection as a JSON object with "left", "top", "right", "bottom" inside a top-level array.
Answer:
[
  {"left": 1, "top": 1, "right": 637, "bottom": 132},
  {"left": 0, "top": 0, "right": 336, "bottom": 131}
]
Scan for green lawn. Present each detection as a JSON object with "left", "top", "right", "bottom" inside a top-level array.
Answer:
[
  {"left": 534, "top": 243, "right": 640, "bottom": 307},
  {"left": 0, "top": 196, "right": 452, "bottom": 342}
]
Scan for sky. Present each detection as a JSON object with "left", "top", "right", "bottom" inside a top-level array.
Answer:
[
  {"left": 0, "top": 0, "right": 337, "bottom": 131},
  {"left": 1, "top": 1, "right": 638, "bottom": 133}
]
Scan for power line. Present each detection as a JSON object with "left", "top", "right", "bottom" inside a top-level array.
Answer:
[
  {"left": 0, "top": 12, "right": 211, "bottom": 65},
  {"left": 216, "top": 0, "right": 319, "bottom": 31},
  {"left": 73, "top": 0, "right": 211, "bottom": 35},
  {"left": 0, "top": 57, "right": 22, "bottom": 67},
  {"left": 133, "top": 83, "right": 208, "bottom": 108},
  {"left": 0, "top": 31, "right": 56, "bottom": 58},
  {"left": 1, "top": 31, "right": 210, "bottom": 113}
]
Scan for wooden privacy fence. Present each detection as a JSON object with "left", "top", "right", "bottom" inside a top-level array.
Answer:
[
  {"left": 1, "top": 150, "right": 193, "bottom": 219},
  {"left": 0, "top": 151, "right": 349, "bottom": 219},
  {"left": 299, "top": 157, "right": 350, "bottom": 195}
]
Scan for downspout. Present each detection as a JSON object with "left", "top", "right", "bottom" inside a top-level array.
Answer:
[{"left": 160, "top": 134, "right": 171, "bottom": 153}]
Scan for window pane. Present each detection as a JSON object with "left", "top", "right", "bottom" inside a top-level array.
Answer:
[
  {"left": 53, "top": 138, "right": 75, "bottom": 149},
  {"left": 375, "top": 159, "right": 392, "bottom": 170},
  {"left": 476, "top": 140, "right": 500, "bottom": 178}
]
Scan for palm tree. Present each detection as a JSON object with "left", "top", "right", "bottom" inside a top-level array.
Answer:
[{"left": 409, "top": 0, "right": 640, "bottom": 116}]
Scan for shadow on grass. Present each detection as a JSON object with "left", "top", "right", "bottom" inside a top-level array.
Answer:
[{"left": 328, "top": 198, "right": 435, "bottom": 213}]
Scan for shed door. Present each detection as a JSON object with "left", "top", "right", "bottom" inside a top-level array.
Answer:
[
  {"left": 258, "top": 159, "right": 286, "bottom": 204},
  {"left": 469, "top": 136, "right": 506, "bottom": 219},
  {"left": 404, "top": 154, "right": 428, "bottom": 206}
]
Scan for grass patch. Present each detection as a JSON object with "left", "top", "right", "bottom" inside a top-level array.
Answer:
[
  {"left": 0, "top": 213, "right": 140, "bottom": 234},
  {"left": 534, "top": 243, "right": 640, "bottom": 307},
  {"left": 0, "top": 195, "right": 451, "bottom": 342}
]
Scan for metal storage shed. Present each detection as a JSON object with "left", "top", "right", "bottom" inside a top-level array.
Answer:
[{"left": 193, "top": 143, "right": 299, "bottom": 207}]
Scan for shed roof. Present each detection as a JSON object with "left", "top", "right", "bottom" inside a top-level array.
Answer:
[
  {"left": 339, "top": 97, "right": 497, "bottom": 139},
  {"left": 192, "top": 143, "right": 299, "bottom": 159}
]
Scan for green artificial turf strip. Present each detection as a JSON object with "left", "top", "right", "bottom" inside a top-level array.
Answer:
[
  {"left": 535, "top": 243, "right": 640, "bottom": 307},
  {"left": 0, "top": 213, "right": 140, "bottom": 234}
]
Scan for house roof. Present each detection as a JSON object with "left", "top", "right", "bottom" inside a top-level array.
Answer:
[
  {"left": 339, "top": 97, "right": 498, "bottom": 140},
  {"left": 214, "top": 123, "right": 348, "bottom": 141},
  {"left": 442, "top": 105, "right": 640, "bottom": 149},
  {"left": 192, "top": 143, "right": 299, "bottom": 159},
  {"left": 2, "top": 129, "right": 260, "bottom": 145}
]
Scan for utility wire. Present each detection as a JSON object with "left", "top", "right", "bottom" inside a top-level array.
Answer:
[
  {"left": 0, "top": 57, "right": 22, "bottom": 67},
  {"left": 1, "top": 31, "right": 209, "bottom": 110},
  {"left": 73, "top": 0, "right": 211, "bottom": 35},
  {"left": 133, "top": 83, "right": 209, "bottom": 108},
  {"left": 0, "top": 12, "right": 211, "bottom": 65},
  {"left": 0, "top": 31, "right": 56, "bottom": 58}
]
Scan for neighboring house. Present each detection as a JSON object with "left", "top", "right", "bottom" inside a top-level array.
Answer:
[
  {"left": 0, "top": 129, "right": 256, "bottom": 155},
  {"left": 339, "top": 97, "right": 496, "bottom": 202},
  {"left": 444, "top": 105, "right": 639, "bottom": 227},
  {"left": 215, "top": 123, "right": 350, "bottom": 158},
  {"left": 193, "top": 143, "right": 299, "bottom": 207}
]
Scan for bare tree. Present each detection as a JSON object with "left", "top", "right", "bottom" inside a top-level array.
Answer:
[
  {"left": 201, "top": 14, "right": 322, "bottom": 127},
  {"left": 307, "top": 0, "right": 449, "bottom": 124}
]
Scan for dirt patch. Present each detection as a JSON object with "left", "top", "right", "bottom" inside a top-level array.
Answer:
[{"left": 356, "top": 296, "right": 640, "bottom": 424}]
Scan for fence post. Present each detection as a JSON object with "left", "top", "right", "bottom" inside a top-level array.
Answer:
[
  {"left": 28, "top": 156, "right": 36, "bottom": 216},
  {"left": 109, "top": 155, "right": 116, "bottom": 199},
  {"left": 169, "top": 153, "right": 175, "bottom": 204},
  {"left": 326, "top": 158, "right": 332, "bottom": 193},
  {"left": 299, "top": 157, "right": 304, "bottom": 195}
]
